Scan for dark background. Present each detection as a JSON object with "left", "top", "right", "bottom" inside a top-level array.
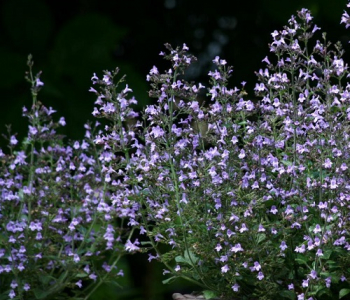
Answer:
[{"left": 0, "top": 0, "right": 349, "bottom": 299}]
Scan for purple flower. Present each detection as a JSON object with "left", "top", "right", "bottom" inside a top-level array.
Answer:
[
  {"left": 251, "top": 181, "right": 259, "bottom": 189},
  {"left": 250, "top": 261, "right": 261, "bottom": 272},
  {"left": 270, "top": 206, "right": 278, "bottom": 214},
  {"left": 89, "top": 273, "right": 97, "bottom": 281},
  {"left": 280, "top": 241, "right": 288, "bottom": 251},
  {"left": 323, "top": 158, "right": 332, "bottom": 168},
  {"left": 10, "top": 135, "right": 18, "bottom": 145},
  {"left": 213, "top": 56, "right": 227, "bottom": 66},
  {"left": 257, "top": 272, "right": 264, "bottom": 280},
  {"left": 238, "top": 149, "right": 246, "bottom": 159},
  {"left": 149, "top": 65, "right": 159, "bottom": 75},
  {"left": 230, "top": 243, "right": 244, "bottom": 253},
  {"left": 100, "top": 102, "right": 116, "bottom": 114},
  {"left": 309, "top": 270, "right": 317, "bottom": 279},
  {"left": 220, "top": 255, "right": 228, "bottom": 262},
  {"left": 125, "top": 239, "right": 140, "bottom": 252},
  {"left": 73, "top": 254, "right": 80, "bottom": 263},
  {"left": 341, "top": 10, "right": 350, "bottom": 28},
  {"left": 313, "top": 224, "right": 322, "bottom": 234},
  {"left": 330, "top": 178, "right": 338, "bottom": 189},
  {"left": 258, "top": 224, "right": 266, "bottom": 232},
  {"left": 271, "top": 228, "right": 277, "bottom": 235},
  {"left": 84, "top": 265, "right": 90, "bottom": 274},
  {"left": 262, "top": 56, "right": 271, "bottom": 64},
  {"left": 254, "top": 83, "right": 267, "bottom": 92},
  {"left": 302, "top": 278, "right": 309, "bottom": 287},
  {"left": 221, "top": 264, "right": 230, "bottom": 273},
  {"left": 316, "top": 249, "right": 323, "bottom": 256},
  {"left": 150, "top": 126, "right": 165, "bottom": 138},
  {"left": 102, "top": 74, "right": 113, "bottom": 85},
  {"left": 10, "top": 280, "right": 18, "bottom": 289},
  {"left": 9, "top": 290, "right": 15, "bottom": 299},
  {"left": 239, "top": 223, "right": 248, "bottom": 233},
  {"left": 215, "top": 244, "right": 222, "bottom": 252},
  {"left": 91, "top": 72, "right": 99, "bottom": 83},
  {"left": 232, "top": 283, "right": 240, "bottom": 292},
  {"left": 231, "top": 136, "right": 238, "bottom": 144},
  {"left": 35, "top": 78, "right": 44, "bottom": 87}
]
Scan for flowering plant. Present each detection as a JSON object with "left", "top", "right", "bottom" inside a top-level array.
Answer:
[
  {"left": 3, "top": 1, "right": 350, "bottom": 300},
  {"left": 0, "top": 56, "right": 127, "bottom": 300}
]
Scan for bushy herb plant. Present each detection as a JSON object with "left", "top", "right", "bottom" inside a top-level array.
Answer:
[
  {"left": 0, "top": 56, "right": 127, "bottom": 300},
  {"left": 3, "top": 2, "right": 350, "bottom": 300}
]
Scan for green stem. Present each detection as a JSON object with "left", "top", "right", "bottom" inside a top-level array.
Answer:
[{"left": 82, "top": 228, "right": 135, "bottom": 300}]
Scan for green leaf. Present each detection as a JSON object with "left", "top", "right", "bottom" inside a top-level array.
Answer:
[
  {"left": 140, "top": 241, "right": 153, "bottom": 246},
  {"left": 279, "top": 290, "right": 296, "bottom": 300},
  {"left": 262, "top": 198, "right": 275, "bottom": 208},
  {"left": 140, "top": 188, "right": 151, "bottom": 195},
  {"left": 34, "top": 288, "right": 52, "bottom": 299},
  {"left": 320, "top": 272, "right": 340, "bottom": 284},
  {"left": 175, "top": 255, "right": 189, "bottom": 264},
  {"left": 316, "top": 287, "right": 331, "bottom": 298},
  {"left": 39, "top": 274, "right": 55, "bottom": 285},
  {"left": 0, "top": 233, "right": 8, "bottom": 244},
  {"left": 202, "top": 290, "right": 218, "bottom": 299},
  {"left": 320, "top": 249, "right": 332, "bottom": 260},
  {"left": 281, "top": 160, "right": 292, "bottom": 166},
  {"left": 184, "top": 249, "right": 199, "bottom": 265},
  {"left": 107, "top": 280, "right": 123, "bottom": 288},
  {"left": 295, "top": 258, "right": 308, "bottom": 265},
  {"left": 325, "top": 260, "right": 336, "bottom": 265},
  {"left": 175, "top": 251, "right": 199, "bottom": 267},
  {"left": 339, "top": 288, "right": 350, "bottom": 299},
  {"left": 256, "top": 233, "right": 266, "bottom": 244},
  {"left": 162, "top": 276, "right": 176, "bottom": 285},
  {"left": 57, "top": 271, "right": 68, "bottom": 284}
]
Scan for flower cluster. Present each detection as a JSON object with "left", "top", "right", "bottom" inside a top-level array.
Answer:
[
  {"left": 4, "top": 1, "right": 350, "bottom": 299},
  {"left": 92, "top": 4, "right": 350, "bottom": 300},
  {"left": 0, "top": 57, "right": 126, "bottom": 300}
]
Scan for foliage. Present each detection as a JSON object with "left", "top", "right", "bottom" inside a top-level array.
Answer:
[
  {"left": 0, "top": 56, "right": 127, "bottom": 300},
  {"left": 3, "top": 1, "right": 350, "bottom": 300}
]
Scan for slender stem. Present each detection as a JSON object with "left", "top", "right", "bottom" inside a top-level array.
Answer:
[{"left": 82, "top": 231, "right": 130, "bottom": 300}]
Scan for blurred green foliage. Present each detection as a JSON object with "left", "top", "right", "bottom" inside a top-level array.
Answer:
[{"left": 0, "top": 0, "right": 149, "bottom": 143}]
